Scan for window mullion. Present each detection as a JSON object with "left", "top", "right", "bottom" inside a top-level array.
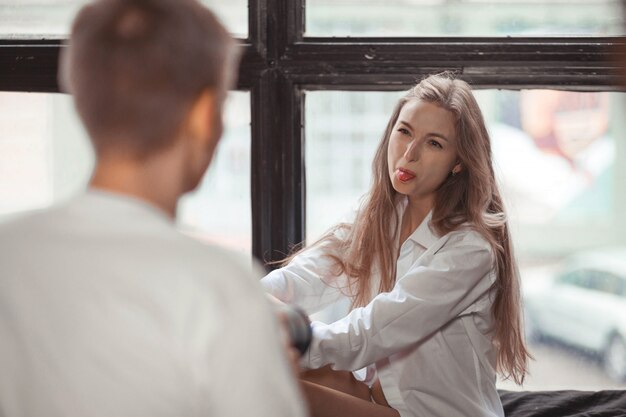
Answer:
[
  {"left": 250, "top": 0, "right": 306, "bottom": 264},
  {"left": 251, "top": 70, "right": 305, "bottom": 266}
]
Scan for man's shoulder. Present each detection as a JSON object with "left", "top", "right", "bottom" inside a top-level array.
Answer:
[
  {"left": 174, "top": 236, "right": 250, "bottom": 272},
  {"left": 156, "top": 239, "right": 266, "bottom": 299},
  {"left": 0, "top": 196, "right": 266, "bottom": 293},
  {"left": 0, "top": 205, "right": 61, "bottom": 241}
]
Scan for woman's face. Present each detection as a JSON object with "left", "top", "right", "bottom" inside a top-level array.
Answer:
[{"left": 387, "top": 99, "right": 460, "bottom": 203}]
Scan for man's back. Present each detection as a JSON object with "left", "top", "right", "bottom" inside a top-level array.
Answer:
[{"left": 0, "top": 190, "right": 306, "bottom": 417}]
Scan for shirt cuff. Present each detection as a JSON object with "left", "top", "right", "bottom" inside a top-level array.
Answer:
[{"left": 299, "top": 320, "right": 327, "bottom": 369}]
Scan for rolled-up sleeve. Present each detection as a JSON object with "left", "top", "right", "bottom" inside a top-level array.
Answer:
[
  {"left": 261, "top": 232, "right": 350, "bottom": 316},
  {"left": 302, "top": 231, "right": 495, "bottom": 371}
]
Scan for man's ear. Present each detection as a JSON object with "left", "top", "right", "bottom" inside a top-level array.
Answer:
[
  {"left": 180, "top": 88, "right": 223, "bottom": 192},
  {"left": 185, "top": 88, "right": 218, "bottom": 147}
]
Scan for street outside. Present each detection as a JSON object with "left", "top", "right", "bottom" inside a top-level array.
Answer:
[{"left": 498, "top": 340, "right": 626, "bottom": 392}]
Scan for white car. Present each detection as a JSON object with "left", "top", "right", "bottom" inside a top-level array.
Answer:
[{"left": 523, "top": 247, "right": 626, "bottom": 382}]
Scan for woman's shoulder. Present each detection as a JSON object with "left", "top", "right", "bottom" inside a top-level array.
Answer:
[
  {"left": 440, "top": 224, "right": 493, "bottom": 254},
  {"left": 429, "top": 227, "right": 496, "bottom": 276}
]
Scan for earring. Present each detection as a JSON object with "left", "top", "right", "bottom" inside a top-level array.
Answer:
[{"left": 451, "top": 169, "right": 457, "bottom": 177}]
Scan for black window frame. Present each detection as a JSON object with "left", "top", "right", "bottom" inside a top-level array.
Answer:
[{"left": 1, "top": 0, "right": 625, "bottom": 267}]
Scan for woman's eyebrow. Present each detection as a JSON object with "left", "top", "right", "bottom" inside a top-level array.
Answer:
[
  {"left": 399, "top": 120, "right": 449, "bottom": 142},
  {"left": 398, "top": 120, "right": 413, "bottom": 131},
  {"left": 427, "top": 132, "right": 449, "bottom": 143}
]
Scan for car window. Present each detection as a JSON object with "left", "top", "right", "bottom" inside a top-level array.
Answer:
[
  {"left": 588, "top": 271, "right": 625, "bottom": 296},
  {"left": 558, "top": 269, "right": 590, "bottom": 289}
]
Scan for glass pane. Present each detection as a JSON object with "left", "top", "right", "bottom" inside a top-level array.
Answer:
[
  {"left": 306, "top": 0, "right": 623, "bottom": 37},
  {"left": 0, "top": 0, "right": 246, "bottom": 39},
  {"left": 201, "top": 0, "right": 247, "bottom": 38},
  {"left": 177, "top": 92, "right": 252, "bottom": 255},
  {"left": 305, "top": 89, "right": 626, "bottom": 390},
  {"left": 0, "top": 91, "right": 251, "bottom": 255},
  {"left": 0, "top": 92, "right": 94, "bottom": 217}
]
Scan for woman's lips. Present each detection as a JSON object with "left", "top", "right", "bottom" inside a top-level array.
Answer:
[{"left": 396, "top": 168, "right": 416, "bottom": 182}]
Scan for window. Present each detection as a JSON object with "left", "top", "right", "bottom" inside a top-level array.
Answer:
[
  {"left": 0, "top": 92, "right": 93, "bottom": 218},
  {"left": 307, "top": 89, "right": 626, "bottom": 390},
  {"left": 0, "top": 0, "right": 247, "bottom": 38},
  {"left": 1, "top": 0, "right": 624, "bottom": 392},
  {"left": 177, "top": 92, "right": 252, "bottom": 255},
  {"left": 0, "top": 91, "right": 252, "bottom": 255},
  {"left": 588, "top": 271, "right": 624, "bottom": 296},
  {"left": 307, "top": 90, "right": 621, "bottom": 241},
  {"left": 306, "top": 0, "right": 623, "bottom": 37},
  {"left": 558, "top": 270, "right": 588, "bottom": 287}
]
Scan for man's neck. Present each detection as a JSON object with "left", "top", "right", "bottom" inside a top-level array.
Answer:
[{"left": 89, "top": 151, "right": 186, "bottom": 219}]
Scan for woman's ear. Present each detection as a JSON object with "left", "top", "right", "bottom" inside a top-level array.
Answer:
[{"left": 452, "top": 163, "right": 462, "bottom": 175}]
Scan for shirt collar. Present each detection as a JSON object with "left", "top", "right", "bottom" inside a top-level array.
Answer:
[
  {"left": 398, "top": 197, "right": 441, "bottom": 249},
  {"left": 82, "top": 188, "right": 173, "bottom": 225}
]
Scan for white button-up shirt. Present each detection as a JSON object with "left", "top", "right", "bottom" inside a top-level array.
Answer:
[{"left": 261, "top": 201, "right": 504, "bottom": 417}]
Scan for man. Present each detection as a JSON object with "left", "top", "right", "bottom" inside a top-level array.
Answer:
[{"left": 0, "top": 0, "right": 306, "bottom": 416}]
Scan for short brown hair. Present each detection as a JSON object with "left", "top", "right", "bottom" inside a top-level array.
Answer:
[{"left": 60, "top": 0, "right": 237, "bottom": 158}]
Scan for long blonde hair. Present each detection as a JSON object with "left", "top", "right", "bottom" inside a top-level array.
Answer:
[{"left": 286, "top": 73, "right": 529, "bottom": 384}]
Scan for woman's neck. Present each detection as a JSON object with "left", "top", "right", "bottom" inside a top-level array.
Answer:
[{"left": 399, "top": 197, "right": 433, "bottom": 245}]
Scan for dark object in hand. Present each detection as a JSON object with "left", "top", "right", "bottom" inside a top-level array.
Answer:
[{"left": 277, "top": 304, "right": 312, "bottom": 356}]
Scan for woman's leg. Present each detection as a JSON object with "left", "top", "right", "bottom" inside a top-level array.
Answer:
[
  {"left": 301, "top": 380, "right": 400, "bottom": 417},
  {"left": 300, "top": 366, "right": 399, "bottom": 417},
  {"left": 301, "top": 365, "right": 370, "bottom": 400}
]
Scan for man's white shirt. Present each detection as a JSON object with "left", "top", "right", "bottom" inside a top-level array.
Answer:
[{"left": 0, "top": 189, "right": 307, "bottom": 417}]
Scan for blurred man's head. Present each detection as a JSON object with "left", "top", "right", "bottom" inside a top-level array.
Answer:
[{"left": 60, "top": 0, "right": 238, "bottom": 192}]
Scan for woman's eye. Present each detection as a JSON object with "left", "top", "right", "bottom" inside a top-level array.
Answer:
[
  {"left": 398, "top": 128, "right": 410, "bottom": 135},
  {"left": 429, "top": 140, "right": 443, "bottom": 149}
]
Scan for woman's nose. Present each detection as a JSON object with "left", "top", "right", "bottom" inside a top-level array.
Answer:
[{"left": 403, "top": 138, "right": 420, "bottom": 162}]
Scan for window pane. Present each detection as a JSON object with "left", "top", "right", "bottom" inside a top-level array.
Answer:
[
  {"left": 0, "top": 90, "right": 251, "bottom": 255},
  {"left": 200, "top": 0, "right": 246, "bottom": 38},
  {"left": 306, "top": 0, "right": 623, "bottom": 37},
  {"left": 0, "top": 0, "right": 246, "bottom": 39},
  {"left": 0, "top": 92, "right": 94, "bottom": 216},
  {"left": 177, "top": 92, "right": 252, "bottom": 255},
  {"left": 305, "top": 89, "right": 626, "bottom": 390}
]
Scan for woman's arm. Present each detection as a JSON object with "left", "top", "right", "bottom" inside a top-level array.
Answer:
[
  {"left": 301, "top": 230, "right": 495, "bottom": 371},
  {"left": 261, "top": 231, "right": 351, "bottom": 316},
  {"left": 261, "top": 228, "right": 347, "bottom": 314}
]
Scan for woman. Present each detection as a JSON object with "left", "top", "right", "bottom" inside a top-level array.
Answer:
[{"left": 262, "top": 73, "right": 530, "bottom": 417}]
